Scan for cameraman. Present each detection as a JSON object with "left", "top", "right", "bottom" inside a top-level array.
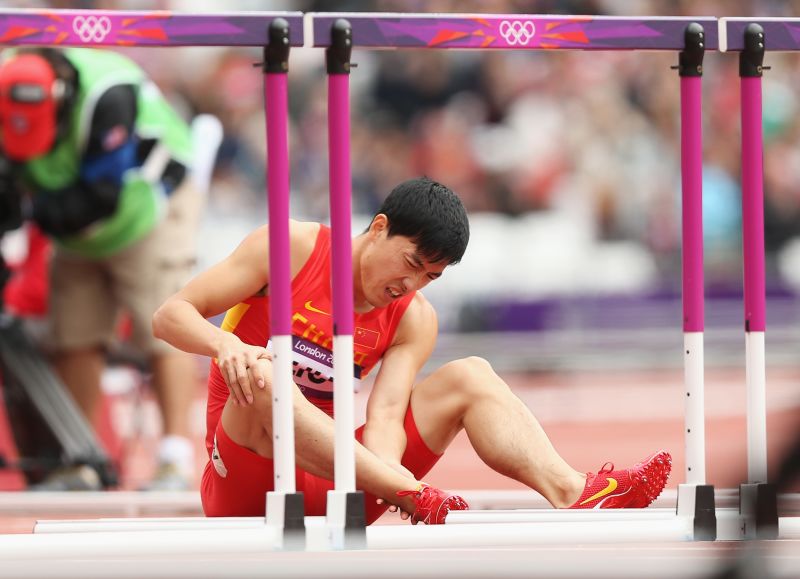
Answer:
[{"left": 0, "top": 48, "right": 203, "bottom": 490}]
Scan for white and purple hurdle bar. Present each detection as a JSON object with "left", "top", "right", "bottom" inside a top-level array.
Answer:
[{"left": 312, "top": 12, "right": 718, "bottom": 542}]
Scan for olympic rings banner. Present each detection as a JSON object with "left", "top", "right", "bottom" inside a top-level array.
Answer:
[
  {"left": 3, "top": 10, "right": 800, "bottom": 52},
  {"left": 310, "top": 14, "right": 720, "bottom": 51},
  {"left": 0, "top": 9, "right": 304, "bottom": 47}
]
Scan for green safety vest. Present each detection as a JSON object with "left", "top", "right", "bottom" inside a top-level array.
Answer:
[{"left": 24, "top": 48, "right": 193, "bottom": 258}]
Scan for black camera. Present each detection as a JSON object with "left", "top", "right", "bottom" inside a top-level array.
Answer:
[{"left": 0, "top": 155, "right": 22, "bottom": 236}]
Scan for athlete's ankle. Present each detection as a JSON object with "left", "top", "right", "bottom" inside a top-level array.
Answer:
[{"left": 551, "top": 472, "right": 587, "bottom": 508}]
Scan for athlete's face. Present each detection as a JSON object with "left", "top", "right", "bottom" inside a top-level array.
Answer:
[{"left": 358, "top": 215, "right": 448, "bottom": 309}]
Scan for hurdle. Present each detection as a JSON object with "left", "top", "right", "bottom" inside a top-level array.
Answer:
[
  {"left": 719, "top": 16, "right": 800, "bottom": 539},
  {"left": 0, "top": 6, "right": 308, "bottom": 551},
  {"left": 310, "top": 12, "right": 719, "bottom": 543},
  {"left": 1, "top": 10, "right": 798, "bottom": 559}
]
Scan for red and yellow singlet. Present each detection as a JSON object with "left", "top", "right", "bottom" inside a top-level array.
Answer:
[{"left": 204, "top": 225, "right": 414, "bottom": 456}]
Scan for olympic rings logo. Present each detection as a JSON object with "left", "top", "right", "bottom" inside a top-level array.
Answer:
[
  {"left": 72, "top": 16, "right": 112, "bottom": 43},
  {"left": 499, "top": 20, "right": 536, "bottom": 46}
]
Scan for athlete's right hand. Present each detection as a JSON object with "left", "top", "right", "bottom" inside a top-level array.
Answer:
[
  {"left": 377, "top": 462, "right": 417, "bottom": 520},
  {"left": 215, "top": 333, "right": 272, "bottom": 406}
]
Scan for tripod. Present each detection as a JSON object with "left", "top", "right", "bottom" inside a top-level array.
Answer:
[{"left": 0, "top": 251, "right": 117, "bottom": 488}]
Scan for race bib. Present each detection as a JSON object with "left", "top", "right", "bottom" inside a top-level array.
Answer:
[{"left": 267, "top": 336, "right": 362, "bottom": 399}]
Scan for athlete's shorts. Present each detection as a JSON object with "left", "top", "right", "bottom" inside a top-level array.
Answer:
[
  {"left": 201, "top": 405, "right": 442, "bottom": 525},
  {"left": 48, "top": 179, "right": 203, "bottom": 355}
]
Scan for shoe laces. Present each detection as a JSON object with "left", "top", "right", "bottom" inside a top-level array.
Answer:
[
  {"left": 396, "top": 484, "right": 437, "bottom": 521},
  {"left": 397, "top": 484, "right": 432, "bottom": 505}
]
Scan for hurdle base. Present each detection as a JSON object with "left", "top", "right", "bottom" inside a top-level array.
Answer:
[
  {"left": 327, "top": 490, "right": 366, "bottom": 550},
  {"left": 676, "top": 483, "right": 716, "bottom": 541},
  {"left": 266, "top": 491, "right": 306, "bottom": 550},
  {"left": 740, "top": 482, "right": 778, "bottom": 539}
]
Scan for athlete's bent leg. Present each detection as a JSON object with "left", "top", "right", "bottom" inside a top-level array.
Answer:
[
  {"left": 221, "top": 381, "right": 432, "bottom": 515},
  {"left": 409, "top": 356, "right": 586, "bottom": 508}
]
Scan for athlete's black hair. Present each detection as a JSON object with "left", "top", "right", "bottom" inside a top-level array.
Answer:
[{"left": 370, "top": 177, "right": 469, "bottom": 265}]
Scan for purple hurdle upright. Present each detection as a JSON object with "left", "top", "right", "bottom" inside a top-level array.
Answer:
[
  {"left": 736, "top": 22, "right": 778, "bottom": 540},
  {"left": 263, "top": 18, "right": 305, "bottom": 550},
  {"left": 675, "top": 23, "right": 716, "bottom": 542},
  {"left": 325, "top": 19, "right": 367, "bottom": 549}
]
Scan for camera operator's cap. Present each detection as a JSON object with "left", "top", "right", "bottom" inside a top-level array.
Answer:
[{"left": 0, "top": 53, "right": 60, "bottom": 161}]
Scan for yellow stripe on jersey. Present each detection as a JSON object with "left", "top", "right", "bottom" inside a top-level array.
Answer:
[{"left": 220, "top": 303, "right": 251, "bottom": 333}]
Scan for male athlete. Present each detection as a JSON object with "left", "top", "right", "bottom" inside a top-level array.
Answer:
[{"left": 154, "top": 177, "right": 671, "bottom": 524}]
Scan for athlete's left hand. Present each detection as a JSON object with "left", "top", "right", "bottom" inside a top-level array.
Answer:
[{"left": 376, "top": 496, "right": 413, "bottom": 521}]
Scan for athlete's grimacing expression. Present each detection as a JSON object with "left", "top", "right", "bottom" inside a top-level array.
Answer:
[{"left": 357, "top": 216, "right": 448, "bottom": 310}]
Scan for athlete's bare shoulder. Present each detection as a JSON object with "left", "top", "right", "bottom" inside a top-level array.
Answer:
[
  {"left": 240, "top": 221, "right": 321, "bottom": 291},
  {"left": 394, "top": 291, "right": 438, "bottom": 346},
  {"left": 288, "top": 220, "right": 321, "bottom": 275},
  {"left": 246, "top": 220, "right": 318, "bottom": 245},
  {"left": 289, "top": 219, "right": 321, "bottom": 245}
]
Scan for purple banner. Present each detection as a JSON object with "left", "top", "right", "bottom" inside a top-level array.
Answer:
[
  {"left": 723, "top": 18, "right": 800, "bottom": 52},
  {"left": 0, "top": 9, "right": 303, "bottom": 47},
  {"left": 311, "top": 14, "right": 718, "bottom": 50}
]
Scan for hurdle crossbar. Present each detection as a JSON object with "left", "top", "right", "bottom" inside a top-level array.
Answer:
[
  {"left": 0, "top": 548, "right": 749, "bottom": 579},
  {"left": 13, "top": 489, "right": 799, "bottom": 518},
  {"left": 720, "top": 17, "right": 800, "bottom": 52},
  {"left": 0, "top": 8, "right": 304, "bottom": 47},
  {"left": 309, "top": 13, "right": 719, "bottom": 51},
  {"left": 31, "top": 512, "right": 800, "bottom": 543},
  {"left": 0, "top": 517, "right": 697, "bottom": 560}
]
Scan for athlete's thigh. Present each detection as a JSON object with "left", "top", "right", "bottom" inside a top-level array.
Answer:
[{"left": 408, "top": 363, "right": 468, "bottom": 456}]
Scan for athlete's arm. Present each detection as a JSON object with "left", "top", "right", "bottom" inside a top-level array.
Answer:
[
  {"left": 361, "top": 293, "right": 437, "bottom": 467},
  {"left": 153, "top": 220, "right": 318, "bottom": 404}
]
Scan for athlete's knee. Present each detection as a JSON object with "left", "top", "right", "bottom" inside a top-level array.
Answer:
[
  {"left": 250, "top": 385, "right": 276, "bottom": 428},
  {"left": 439, "top": 356, "right": 497, "bottom": 389},
  {"left": 223, "top": 392, "right": 274, "bottom": 449}
]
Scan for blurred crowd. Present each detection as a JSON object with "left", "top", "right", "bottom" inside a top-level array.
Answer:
[{"left": 9, "top": 0, "right": 800, "bottom": 290}]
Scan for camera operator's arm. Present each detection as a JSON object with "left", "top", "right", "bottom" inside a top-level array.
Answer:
[
  {"left": 31, "top": 180, "right": 119, "bottom": 238},
  {"left": 29, "top": 85, "right": 137, "bottom": 238}
]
